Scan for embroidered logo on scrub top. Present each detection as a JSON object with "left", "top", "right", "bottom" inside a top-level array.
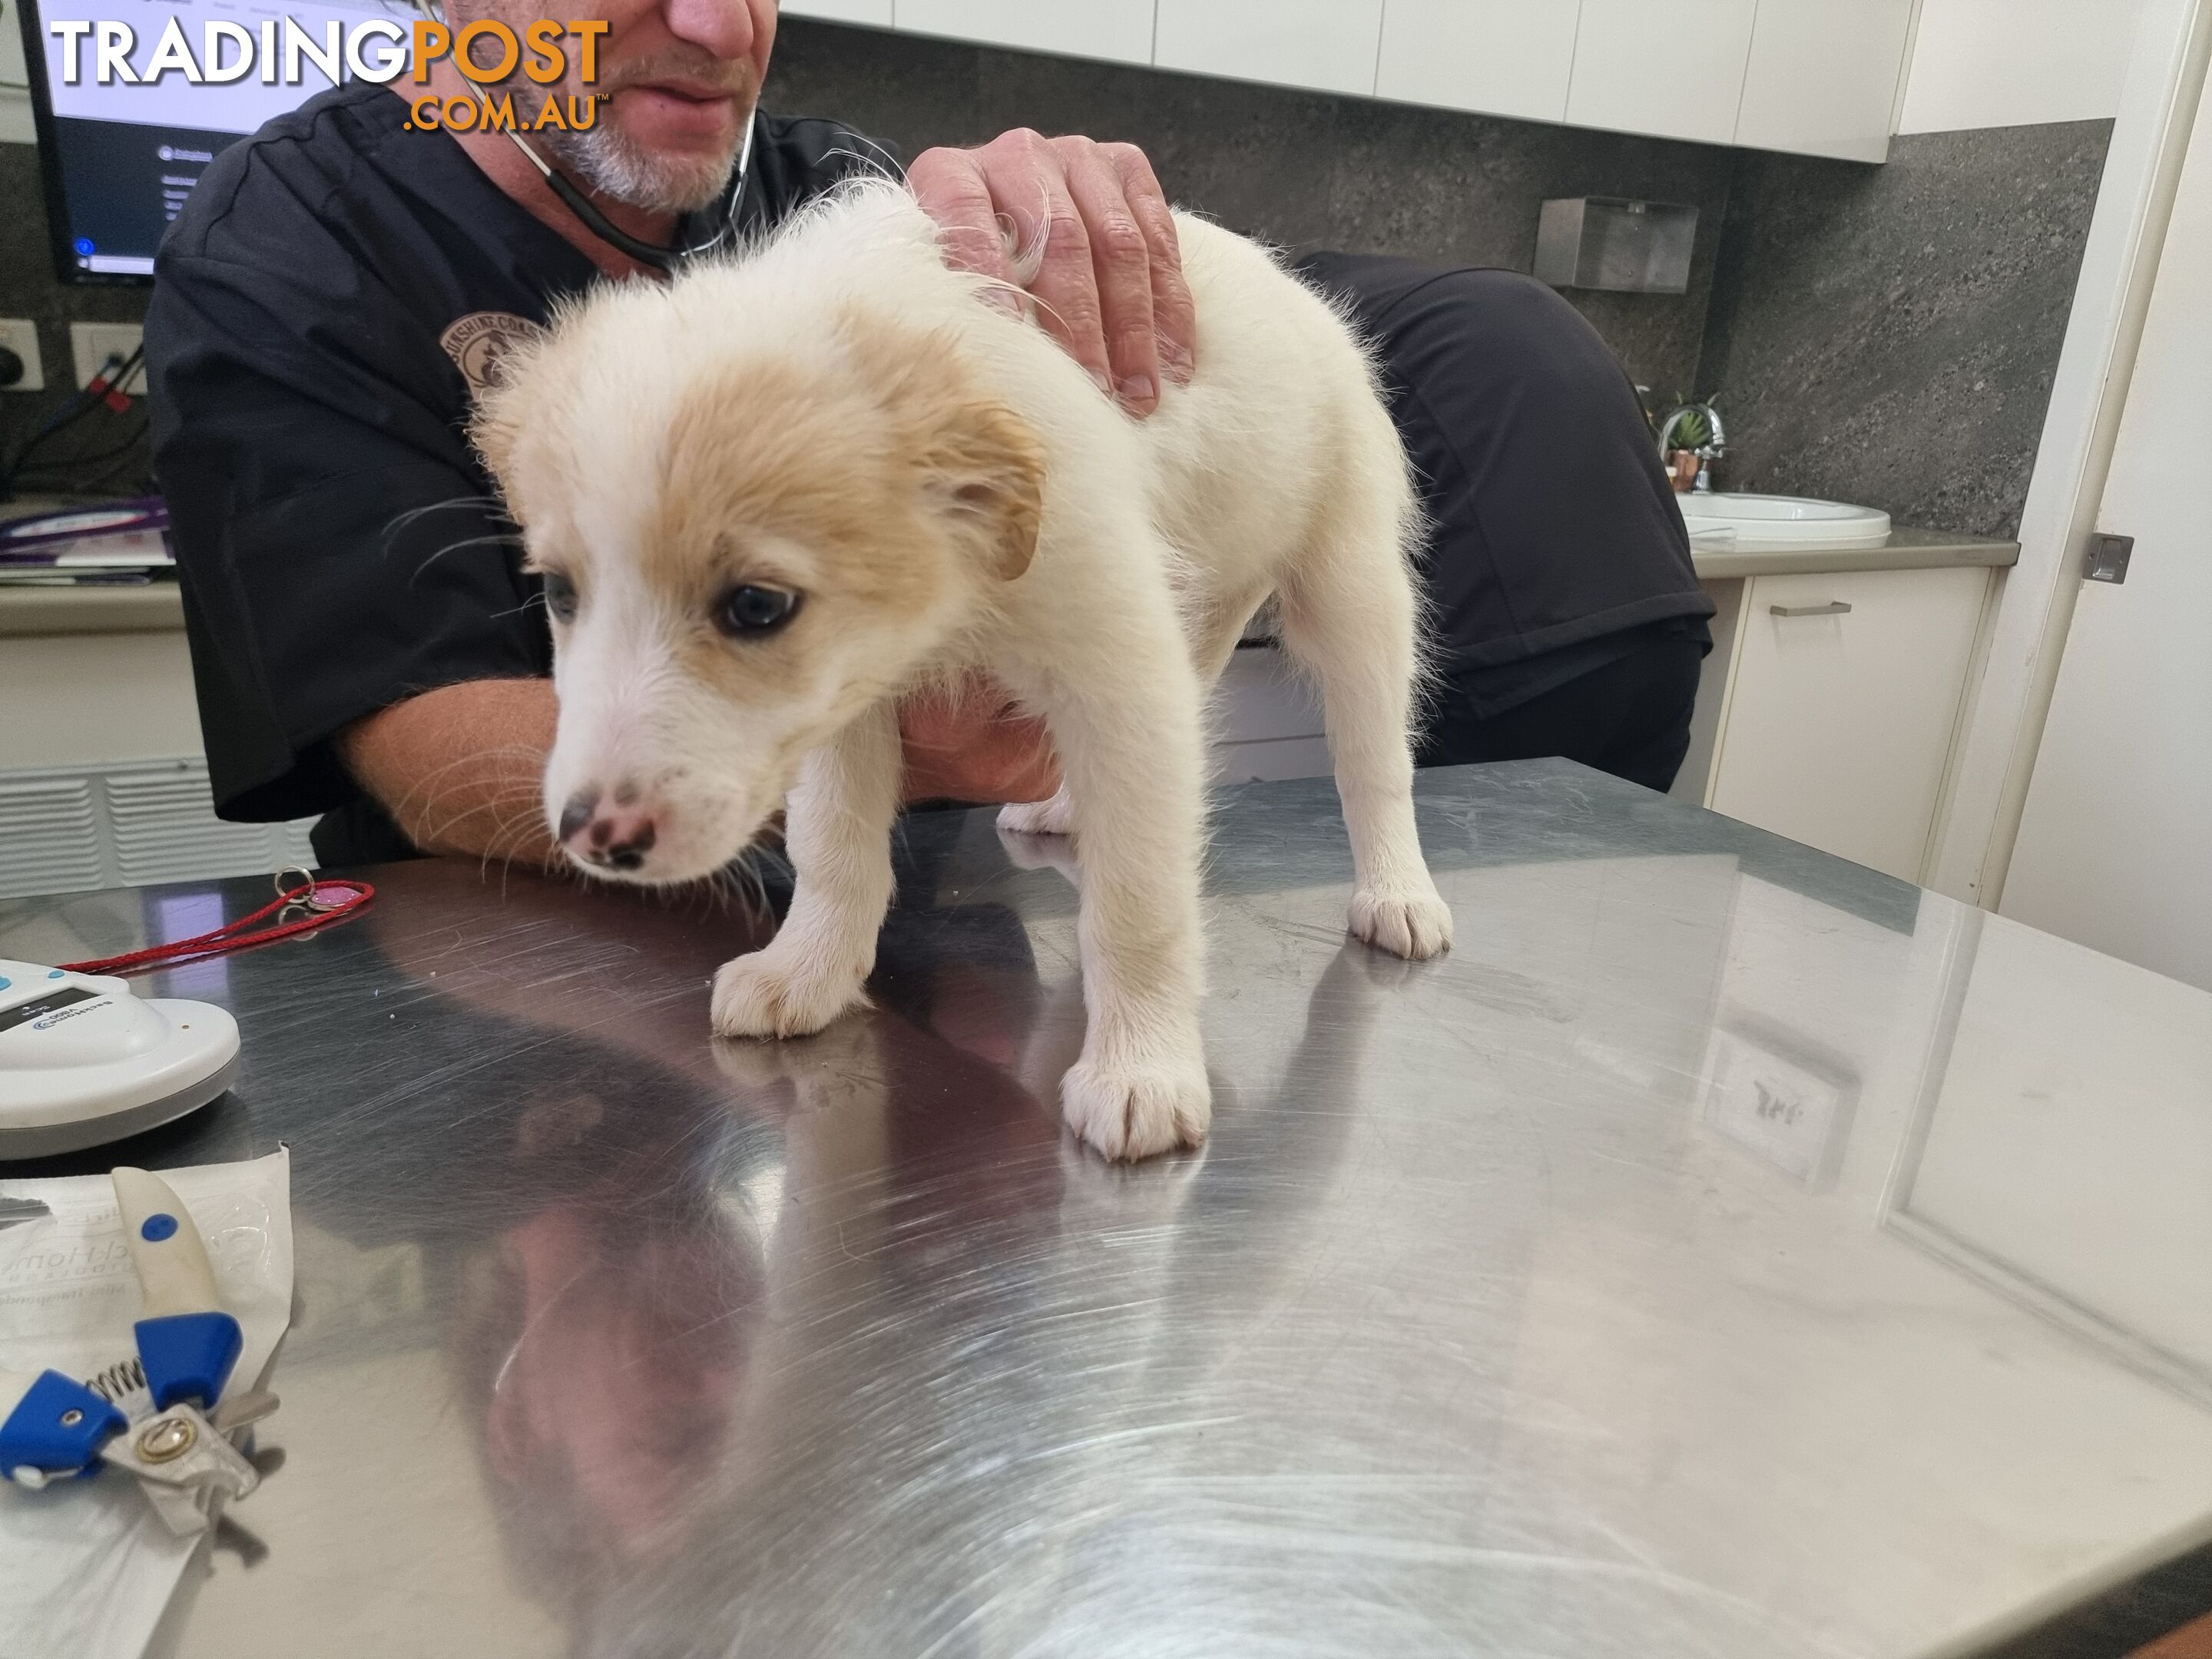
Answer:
[{"left": 440, "top": 312, "right": 547, "bottom": 400}]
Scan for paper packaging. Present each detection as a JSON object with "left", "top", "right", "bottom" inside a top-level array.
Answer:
[{"left": 0, "top": 1151, "right": 293, "bottom": 1659}]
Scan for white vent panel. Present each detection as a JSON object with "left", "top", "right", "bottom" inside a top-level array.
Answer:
[
  {"left": 0, "top": 776, "right": 107, "bottom": 896},
  {"left": 0, "top": 758, "right": 322, "bottom": 899}
]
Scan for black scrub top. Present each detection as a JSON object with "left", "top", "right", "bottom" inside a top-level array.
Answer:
[
  {"left": 145, "top": 81, "right": 885, "bottom": 864},
  {"left": 1295, "top": 255, "right": 1713, "bottom": 714}
]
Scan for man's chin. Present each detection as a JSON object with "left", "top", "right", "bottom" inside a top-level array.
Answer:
[
  {"left": 595, "top": 100, "right": 747, "bottom": 203},
  {"left": 537, "top": 105, "right": 747, "bottom": 216}
]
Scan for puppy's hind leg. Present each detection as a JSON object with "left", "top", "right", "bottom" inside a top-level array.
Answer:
[
  {"left": 712, "top": 702, "right": 902, "bottom": 1038},
  {"left": 1277, "top": 466, "right": 1454, "bottom": 962}
]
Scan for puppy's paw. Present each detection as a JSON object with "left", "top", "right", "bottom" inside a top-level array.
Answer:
[
  {"left": 711, "top": 949, "right": 869, "bottom": 1040},
  {"left": 998, "top": 795, "right": 1074, "bottom": 837},
  {"left": 1061, "top": 1052, "right": 1211, "bottom": 1161},
  {"left": 1349, "top": 884, "right": 1455, "bottom": 961}
]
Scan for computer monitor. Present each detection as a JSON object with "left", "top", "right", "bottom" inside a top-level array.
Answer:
[{"left": 16, "top": 0, "right": 411, "bottom": 283}]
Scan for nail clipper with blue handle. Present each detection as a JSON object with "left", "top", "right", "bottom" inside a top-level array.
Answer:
[{"left": 0, "top": 1167, "right": 277, "bottom": 1534}]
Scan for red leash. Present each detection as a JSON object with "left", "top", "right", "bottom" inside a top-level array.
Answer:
[{"left": 59, "top": 869, "right": 376, "bottom": 976}]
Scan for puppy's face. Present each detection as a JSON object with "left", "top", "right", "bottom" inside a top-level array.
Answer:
[{"left": 475, "top": 314, "right": 1044, "bottom": 885}]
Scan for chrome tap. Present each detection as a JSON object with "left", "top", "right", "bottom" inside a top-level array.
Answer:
[{"left": 1657, "top": 402, "right": 1727, "bottom": 494}]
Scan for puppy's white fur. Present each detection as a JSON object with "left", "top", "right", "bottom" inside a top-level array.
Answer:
[{"left": 475, "top": 181, "right": 1452, "bottom": 1161}]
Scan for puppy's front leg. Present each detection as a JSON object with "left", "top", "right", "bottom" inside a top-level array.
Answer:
[
  {"left": 712, "top": 703, "right": 901, "bottom": 1040},
  {"left": 1046, "top": 662, "right": 1212, "bottom": 1161}
]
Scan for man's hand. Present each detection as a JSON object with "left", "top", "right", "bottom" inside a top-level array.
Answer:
[
  {"left": 908, "top": 131, "right": 1195, "bottom": 416},
  {"left": 898, "top": 675, "right": 1061, "bottom": 806}
]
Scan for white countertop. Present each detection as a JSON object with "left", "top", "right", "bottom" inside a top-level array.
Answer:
[
  {"left": 1689, "top": 525, "right": 2019, "bottom": 581},
  {"left": 0, "top": 526, "right": 2023, "bottom": 639}
]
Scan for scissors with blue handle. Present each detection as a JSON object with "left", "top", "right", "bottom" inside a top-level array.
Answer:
[{"left": 0, "top": 1167, "right": 275, "bottom": 1534}]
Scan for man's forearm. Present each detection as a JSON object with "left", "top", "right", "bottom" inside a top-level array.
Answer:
[
  {"left": 338, "top": 674, "right": 1062, "bottom": 869},
  {"left": 338, "top": 678, "right": 561, "bottom": 866}
]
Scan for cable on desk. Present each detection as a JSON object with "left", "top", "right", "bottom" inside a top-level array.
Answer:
[
  {"left": 60, "top": 875, "right": 377, "bottom": 976},
  {"left": 0, "top": 346, "right": 144, "bottom": 502}
]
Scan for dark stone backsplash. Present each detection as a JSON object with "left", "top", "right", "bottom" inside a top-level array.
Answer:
[
  {"left": 766, "top": 18, "right": 1736, "bottom": 396},
  {"left": 0, "top": 18, "right": 2113, "bottom": 538},
  {"left": 770, "top": 19, "right": 2112, "bottom": 538},
  {"left": 1696, "top": 121, "right": 2114, "bottom": 539}
]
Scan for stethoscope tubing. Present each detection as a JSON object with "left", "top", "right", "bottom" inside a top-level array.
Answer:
[{"left": 497, "top": 91, "right": 758, "bottom": 274}]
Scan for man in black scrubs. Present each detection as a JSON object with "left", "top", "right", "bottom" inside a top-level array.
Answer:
[
  {"left": 147, "top": 0, "right": 1194, "bottom": 866},
  {"left": 1300, "top": 257, "right": 1713, "bottom": 793},
  {"left": 148, "top": 0, "right": 1709, "bottom": 870}
]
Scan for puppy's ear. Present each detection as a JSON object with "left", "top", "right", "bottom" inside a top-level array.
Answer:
[
  {"left": 926, "top": 396, "right": 1045, "bottom": 583},
  {"left": 468, "top": 379, "right": 530, "bottom": 521},
  {"left": 855, "top": 315, "right": 1046, "bottom": 582}
]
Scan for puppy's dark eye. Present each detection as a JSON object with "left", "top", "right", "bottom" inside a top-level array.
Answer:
[
  {"left": 541, "top": 571, "right": 578, "bottom": 624},
  {"left": 714, "top": 584, "right": 800, "bottom": 638}
]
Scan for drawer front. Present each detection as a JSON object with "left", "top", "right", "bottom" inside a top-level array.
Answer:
[{"left": 1710, "top": 566, "right": 1988, "bottom": 881}]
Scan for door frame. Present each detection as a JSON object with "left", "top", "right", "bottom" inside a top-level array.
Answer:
[{"left": 1926, "top": 0, "right": 2212, "bottom": 906}]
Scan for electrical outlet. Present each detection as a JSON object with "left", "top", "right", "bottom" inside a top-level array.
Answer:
[
  {"left": 70, "top": 322, "right": 147, "bottom": 395},
  {"left": 0, "top": 319, "right": 43, "bottom": 392}
]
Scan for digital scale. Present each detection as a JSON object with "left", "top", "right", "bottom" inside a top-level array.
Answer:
[{"left": 0, "top": 961, "right": 237, "bottom": 1160}]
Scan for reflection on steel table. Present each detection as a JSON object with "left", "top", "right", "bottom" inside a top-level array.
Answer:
[{"left": 2, "top": 761, "right": 2207, "bottom": 1659}]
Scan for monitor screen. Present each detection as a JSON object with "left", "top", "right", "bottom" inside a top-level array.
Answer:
[{"left": 17, "top": 0, "right": 413, "bottom": 282}]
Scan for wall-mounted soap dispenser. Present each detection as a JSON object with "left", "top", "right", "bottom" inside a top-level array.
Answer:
[{"left": 1535, "top": 197, "right": 1699, "bottom": 294}]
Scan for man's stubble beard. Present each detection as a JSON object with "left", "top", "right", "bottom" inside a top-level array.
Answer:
[
  {"left": 439, "top": 0, "right": 749, "bottom": 215},
  {"left": 534, "top": 93, "right": 750, "bottom": 216}
]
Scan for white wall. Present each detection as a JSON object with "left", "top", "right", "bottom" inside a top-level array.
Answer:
[
  {"left": 1898, "top": 0, "right": 2149, "bottom": 133},
  {"left": 1, "top": 0, "right": 32, "bottom": 144}
]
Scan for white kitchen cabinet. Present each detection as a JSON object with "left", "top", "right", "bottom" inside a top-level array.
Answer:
[
  {"left": 1209, "top": 645, "right": 1331, "bottom": 784},
  {"left": 779, "top": 0, "right": 892, "bottom": 25},
  {"left": 783, "top": 0, "right": 1917, "bottom": 165},
  {"left": 1566, "top": 0, "right": 1758, "bottom": 146},
  {"left": 1154, "top": 0, "right": 1386, "bottom": 98},
  {"left": 898, "top": 1, "right": 1157, "bottom": 66},
  {"left": 1671, "top": 578, "right": 1744, "bottom": 807},
  {"left": 1375, "top": 0, "right": 1581, "bottom": 124},
  {"left": 1734, "top": 0, "right": 1915, "bottom": 162},
  {"left": 1707, "top": 567, "right": 1992, "bottom": 882}
]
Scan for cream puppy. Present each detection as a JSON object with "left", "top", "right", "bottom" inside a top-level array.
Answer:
[{"left": 473, "top": 181, "right": 1452, "bottom": 1161}]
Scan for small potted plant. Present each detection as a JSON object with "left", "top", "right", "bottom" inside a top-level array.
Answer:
[
  {"left": 1640, "top": 388, "right": 1721, "bottom": 493},
  {"left": 1662, "top": 401, "right": 1714, "bottom": 493}
]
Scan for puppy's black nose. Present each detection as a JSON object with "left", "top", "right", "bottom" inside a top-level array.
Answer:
[
  {"left": 559, "top": 787, "right": 658, "bottom": 872},
  {"left": 557, "top": 790, "right": 598, "bottom": 845},
  {"left": 597, "top": 821, "right": 657, "bottom": 871}
]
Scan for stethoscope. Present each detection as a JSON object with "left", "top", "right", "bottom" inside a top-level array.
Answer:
[{"left": 500, "top": 112, "right": 756, "bottom": 275}]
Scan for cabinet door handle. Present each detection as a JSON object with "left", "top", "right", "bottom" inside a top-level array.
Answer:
[{"left": 1770, "top": 601, "right": 1853, "bottom": 618}]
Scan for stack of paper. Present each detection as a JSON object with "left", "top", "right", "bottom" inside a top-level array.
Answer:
[{"left": 0, "top": 500, "right": 174, "bottom": 587}]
